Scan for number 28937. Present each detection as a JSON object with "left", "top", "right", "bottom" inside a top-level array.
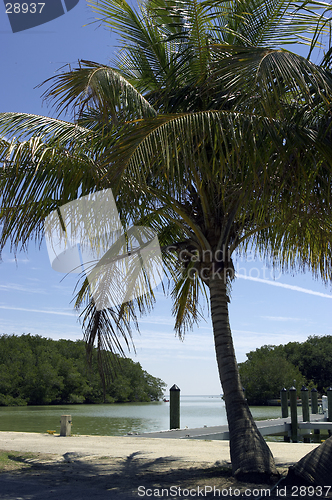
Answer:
[{"left": 5, "top": 3, "right": 45, "bottom": 14}]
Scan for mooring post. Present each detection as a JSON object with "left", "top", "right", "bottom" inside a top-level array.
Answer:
[
  {"left": 301, "top": 386, "right": 310, "bottom": 442},
  {"left": 289, "top": 386, "right": 298, "bottom": 443},
  {"left": 170, "top": 384, "right": 180, "bottom": 430},
  {"left": 311, "top": 388, "right": 320, "bottom": 436},
  {"left": 301, "top": 386, "right": 310, "bottom": 422},
  {"left": 311, "top": 388, "right": 318, "bottom": 414},
  {"left": 327, "top": 387, "right": 332, "bottom": 423},
  {"left": 280, "top": 388, "right": 288, "bottom": 418},
  {"left": 60, "top": 415, "right": 72, "bottom": 436},
  {"left": 280, "top": 387, "right": 289, "bottom": 442}
]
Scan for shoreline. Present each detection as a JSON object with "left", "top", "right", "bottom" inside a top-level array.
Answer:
[{"left": 0, "top": 431, "right": 319, "bottom": 465}]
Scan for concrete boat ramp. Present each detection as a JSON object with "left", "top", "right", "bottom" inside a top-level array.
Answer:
[{"left": 130, "top": 414, "right": 331, "bottom": 440}]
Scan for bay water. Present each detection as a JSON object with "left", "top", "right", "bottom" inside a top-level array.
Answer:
[{"left": 0, "top": 396, "right": 284, "bottom": 436}]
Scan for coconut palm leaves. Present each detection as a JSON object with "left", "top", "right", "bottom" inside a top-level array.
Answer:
[
  {"left": 0, "top": 117, "right": 100, "bottom": 252},
  {"left": 106, "top": 106, "right": 332, "bottom": 278},
  {"left": 90, "top": 0, "right": 332, "bottom": 48},
  {"left": 0, "top": 0, "right": 331, "bottom": 368},
  {"left": 41, "top": 61, "right": 157, "bottom": 123},
  {"left": 208, "top": 46, "right": 332, "bottom": 114}
]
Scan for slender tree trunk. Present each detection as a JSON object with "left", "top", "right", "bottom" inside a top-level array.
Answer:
[{"left": 209, "top": 274, "right": 279, "bottom": 483}]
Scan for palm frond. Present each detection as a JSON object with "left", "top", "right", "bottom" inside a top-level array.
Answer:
[
  {"left": 80, "top": 300, "right": 134, "bottom": 387},
  {"left": 103, "top": 107, "right": 332, "bottom": 280},
  {"left": 208, "top": 46, "right": 332, "bottom": 114},
  {"left": 170, "top": 259, "right": 208, "bottom": 337},
  {"left": 0, "top": 135, "right": 102, "bottom": 254},
  {"left": 204, "top": 0, "right": 332, "bottom": 48},
  {"left": 0, "top": 112, "right": 92, "bottom": 145},
  {"left": 41, "top": 60, "right": 157, "bottom": 123}
]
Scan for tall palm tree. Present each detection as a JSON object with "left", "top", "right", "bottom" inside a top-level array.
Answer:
[{"left": 1, "top": 0, "right": 332, "bottom": 482}]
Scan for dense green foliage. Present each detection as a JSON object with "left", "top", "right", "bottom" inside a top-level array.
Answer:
[
  {"left": 239, "top": 346, "right": 306, "bottom": 405},
  {"left": 239, "top": 336, "right": 332, "bottom": 404},
  {"left": 281, "top": 336, "right": 332, "bottom": 393},
  {"left": 0, "top": 334, "right": 165, "bottom": 406}
]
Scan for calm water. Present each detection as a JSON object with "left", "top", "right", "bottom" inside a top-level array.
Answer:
[{"left": 0, "top": 396, "right": 286, "bottom": 436}]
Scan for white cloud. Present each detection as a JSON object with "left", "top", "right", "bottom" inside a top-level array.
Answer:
[
  {"left": 135, "top": 329, "right": 213, "bottom": 349},
  {"left": 4, "top": 257, "right": 29, "bottom": 264},
  {"left": 0, "top": 305, "right": 75, "bottom": 317},
  {"left": 260, "top": 316, "right": 304, "bottom": 322},
  {"left": 0, "top": 283, "right": 46, "bottom": 294},
  {"left": 138, "top": 315, "right": 179, "bottom": 326},
  {"left": 236, "top": 274, "right": 332, "bottom": 299}
]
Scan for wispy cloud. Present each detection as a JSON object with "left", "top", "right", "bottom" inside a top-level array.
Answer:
[
  {"left": 0, "top": 305, "right": 75, "bottom": 317},
  {"left": 236, "top": 274, "right": 332, "bottom": 299},
  {"left": 0, "top": 283, "right": 46, "bottom": 294},
  {"left": 138, "top": 315, "right": 178, "bottom": 326},
  {"left": 4, "top": 257, "right": 29, "bottom": 264},
  {"left": 261, "top": 316, "right": 304, "bottom": 322}
]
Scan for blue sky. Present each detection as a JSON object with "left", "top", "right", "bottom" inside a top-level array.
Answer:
[{"left": 0, "top": 2, "right": 331, "bottom": 396}]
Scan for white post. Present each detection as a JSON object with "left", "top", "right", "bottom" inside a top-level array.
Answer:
[{"left": 60, "top": 415, "right": 72, "bottom": 436}]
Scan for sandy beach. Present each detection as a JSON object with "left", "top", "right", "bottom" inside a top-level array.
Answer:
[
  {"left": 0, "top": 432, "right": 324, "bottom": 499},
  {"left": 0, "top": 431, "right": 320, "bottom": 465}
]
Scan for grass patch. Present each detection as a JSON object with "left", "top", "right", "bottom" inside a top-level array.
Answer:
[{"left": 0, "top": 450, "right": 35, "bottom": 472}]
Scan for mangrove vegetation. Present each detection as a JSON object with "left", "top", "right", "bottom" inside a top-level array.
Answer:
[
  {"left": 239, "top": 336, "right": 332, "bottom": 405},
  {"left": 0, "top": 334, "right": 165, "bottom": 406}
]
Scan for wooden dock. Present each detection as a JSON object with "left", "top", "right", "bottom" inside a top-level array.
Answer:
[{"left": 130, "top": 414, "right": 332, "bottom": 440}]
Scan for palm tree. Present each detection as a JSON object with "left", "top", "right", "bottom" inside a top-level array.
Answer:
[
  {"left": 1, "top": 0, "right": 332, "bottom": 482},
  {"left": 284, "top": 435, "right": 332, "bottom": 485}
]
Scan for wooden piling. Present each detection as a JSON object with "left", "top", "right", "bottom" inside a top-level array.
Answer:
[
  {"left": 60, "top": 415, "right": 72, "bottom": 436},
  {"left": 289, "top": 386, "right": 298, "bottom": 443},
  {"left": 311, "top": 388, "right": 318, "bottom": 414},
  {"left": 280, "top": 387, "right": 289, "bottom": 441},
  {"left": 311, "top": 388, "right": 320, "bottom": 435},
  {"left": 280, "top": 388, "right": 288, "bottom": 418},
  {"left": 327, "top": 387, "right": 332, "bottom": 423},
  {"left": 301, "top": 386, "right": 310, "bottom": 422},
  {"left": 301, "top": 386, "right": 310, "bottom": 442},
  {"left": 170, "top": 384, "right": 180, "bottom": 430}
]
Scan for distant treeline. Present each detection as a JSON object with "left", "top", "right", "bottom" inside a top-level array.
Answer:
[
  {"left": 0, "top": 334, "right": 166, "bottom": 406},
  {"left": 239, "top": 335, "right": 332, "bottom": 405}
]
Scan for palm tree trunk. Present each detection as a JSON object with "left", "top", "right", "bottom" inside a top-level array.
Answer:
[
  {"left": 285, "top": 435, "right": 332, "bottom": 485},
  {"left": 209, "top": 274, "right": 279, "bottom": 482}
]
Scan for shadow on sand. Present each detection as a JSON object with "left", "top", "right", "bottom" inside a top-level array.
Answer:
[{"left": 0, "top": 451, "right": 235, "bottom": 500}]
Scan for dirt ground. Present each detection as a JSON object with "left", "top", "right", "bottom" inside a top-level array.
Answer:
[{"left": 0, "top": 449, "right": 314, "bottom": 500}]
